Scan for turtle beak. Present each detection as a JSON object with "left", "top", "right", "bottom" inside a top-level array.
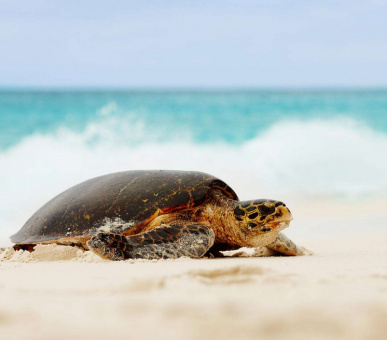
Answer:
[
  {"left": 276, "top": 206, "right": 293, "bottom": 231},
  {"left": 262, "top": 205, "right": 293, "bottom": 231},
  {"left": 279, "top": 206, "right": 293, "bottom": 222}
]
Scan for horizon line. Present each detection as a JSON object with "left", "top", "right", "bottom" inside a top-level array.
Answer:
[{"left": 1, "top": 85, "right": 387, "bottom": 92}]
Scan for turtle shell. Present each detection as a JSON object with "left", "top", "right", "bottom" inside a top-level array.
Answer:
[{"left": 11, "top": 170, "right": 238, "bottom": 244}]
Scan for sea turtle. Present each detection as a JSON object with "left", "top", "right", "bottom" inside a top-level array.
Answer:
[{"left": 11, "top": 170, "right": 303, "bottom": 260}]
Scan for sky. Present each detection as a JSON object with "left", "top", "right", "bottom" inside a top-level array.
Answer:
[{"left": 0, "top": 0, "right": 386, "bottom": 88}]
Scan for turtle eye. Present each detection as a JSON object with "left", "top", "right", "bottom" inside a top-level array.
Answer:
[{"left": 248, "top": 222, "right": 257, "bottom": 229}]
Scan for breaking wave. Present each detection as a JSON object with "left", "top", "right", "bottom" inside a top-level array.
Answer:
[{"left": 1, "top": 114, "right": 387, "bottom": 245}]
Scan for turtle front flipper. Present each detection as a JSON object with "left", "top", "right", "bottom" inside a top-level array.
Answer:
[
  {"left": 265, "top": 232, "right": 305, "bottom": 256},
  {"left": 87, "top": 224, "right": 215, "bottom": 261}
]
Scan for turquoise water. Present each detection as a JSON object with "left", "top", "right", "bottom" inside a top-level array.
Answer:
[{"left": 1, "top": 90, "right": 387, "bottom": 149}]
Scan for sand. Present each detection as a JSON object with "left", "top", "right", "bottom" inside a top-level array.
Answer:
[{"left": 0, "top": 233, "right": 386, "bottom": 340}]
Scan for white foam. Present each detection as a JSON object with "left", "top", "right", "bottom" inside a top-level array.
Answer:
[{"left": 1, "top": 115, "right": 387, "bottom": 246}]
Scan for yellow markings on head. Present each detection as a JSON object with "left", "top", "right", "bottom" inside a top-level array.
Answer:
[
  {"left": 234, "top": 200, "right": 284, "bottom": 232},
  {"left": 83, "top": 213, "right": 91, "bottom": 221}
]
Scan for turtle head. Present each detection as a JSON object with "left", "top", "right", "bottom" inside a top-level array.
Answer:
[{"left": 233, "top": 199, "right": 293, "bottom": 246}]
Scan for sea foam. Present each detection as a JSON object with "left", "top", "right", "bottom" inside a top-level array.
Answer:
[{"left": 1, "top": 115, "right": 387, "bottom": 246}]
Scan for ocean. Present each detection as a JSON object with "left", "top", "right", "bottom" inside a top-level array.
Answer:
[
  {"left": 2, "top": 90, "right": 387, "bottom": 149},
  {"left": 1, "top": 89, "right": 387, "bottom": 246}
]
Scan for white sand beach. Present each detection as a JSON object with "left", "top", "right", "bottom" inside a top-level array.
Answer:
[{"left": 1, "top": 229, "right": 386, "bottom": 340}]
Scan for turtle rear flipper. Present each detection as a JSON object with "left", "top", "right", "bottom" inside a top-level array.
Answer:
[{"left": 87, "top": 224, "right": 215, "bottom": 261}]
